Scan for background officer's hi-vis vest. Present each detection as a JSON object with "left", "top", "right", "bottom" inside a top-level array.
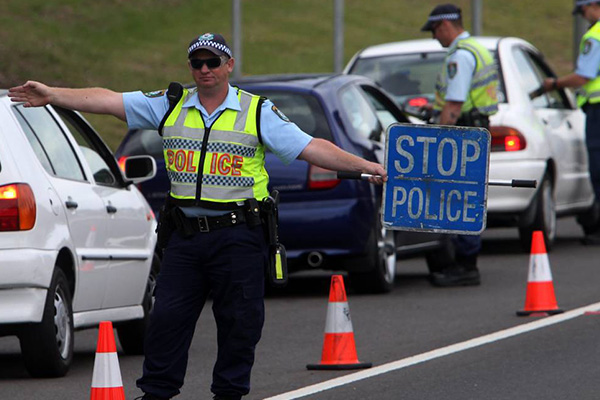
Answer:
[
  {"left": 434, "top": 37, "right": 499, "bottom": 116},
  {"left": 161, "top": 87, "right": 269, "bottom": 204},
  {"left": 578, "top": 22, "right": 600, "bottom": 107}
]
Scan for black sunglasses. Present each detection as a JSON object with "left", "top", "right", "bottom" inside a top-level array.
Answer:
[{"left": 190, "top": 57, "right": 225, "bottom": 70}]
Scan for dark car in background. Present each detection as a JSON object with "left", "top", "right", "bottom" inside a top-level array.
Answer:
[{"left": 116, "top": 74, "right": 453, "bottom": 293}]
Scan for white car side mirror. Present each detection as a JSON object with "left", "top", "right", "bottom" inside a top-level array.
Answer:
[{"left": 123, "top": 155, "right": 157, "bottom": 184}]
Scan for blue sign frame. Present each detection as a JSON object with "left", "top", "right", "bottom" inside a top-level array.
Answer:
[{"left": 382, "top": 123, "right": 490, "bottom": 235}]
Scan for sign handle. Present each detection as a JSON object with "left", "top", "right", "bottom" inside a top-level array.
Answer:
[
  {"left": 488, "top": 179, "right": 537, "bottom": 188},
  {"left": 338, "top": 171, "right": 536, "bottom": 188},
  {"left": 337, "top": 171, "right": 381, "bottom": 180}
]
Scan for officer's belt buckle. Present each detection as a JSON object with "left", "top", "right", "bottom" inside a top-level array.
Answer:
[{"left": 197, "top": 216, "right": 210, "bottom": 232}]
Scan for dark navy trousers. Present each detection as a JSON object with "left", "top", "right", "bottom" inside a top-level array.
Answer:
[
  {"left": 450, "top": 118, "right": 485, "bottom": 261},
  {"left": 452, "top": 234, "right": 482, "bottom": 258},
  {"left": 137, "top": 223, "right": 268, "bottom": 399},
  {"left": 585, "top": 104, "right": 600, "bottom": 202}
]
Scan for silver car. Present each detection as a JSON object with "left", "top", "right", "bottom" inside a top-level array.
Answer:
[{"left": 345, "top": 36, "right": 597, "bottom": 249}]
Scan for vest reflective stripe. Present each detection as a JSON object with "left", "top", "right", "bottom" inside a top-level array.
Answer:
[
  {"left": 162, "top": 87, "right": 269, "bottom": 203},
  {"left": 163, "top": 128, "right": 260, "bottom": 147},
  {"left": 578, "top": 22, "right": 600, "bottom": 106},
  {"left": 166, "top": 172, "right": 255, "bottom": 199},
  {"left": 434, "top": 37, "right": 499, "bottom": 116}
]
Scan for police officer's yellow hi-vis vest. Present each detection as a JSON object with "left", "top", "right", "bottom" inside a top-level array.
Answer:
[
  {"left": 434, "top": 37, "right": 499, "bottom": 116},
  {"left": 578, "top": 22, "right": 600, "bottom": 107},
  {"left": 161, "top": 87, "right": 269, "bottom": 205}
]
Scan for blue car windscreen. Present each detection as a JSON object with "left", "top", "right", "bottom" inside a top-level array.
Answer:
[{"left": 253, "top": 91, "right": 333, "bottom": 142}]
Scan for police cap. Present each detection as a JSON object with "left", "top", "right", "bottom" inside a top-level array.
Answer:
[
  {"left": 188, "top": 33, "right": 232, "bottom": 59},
  {"left": 573, "top": 0, "right": 600, "bottom": 15},
  {"left": 421, "top": 3, "right": 462, "bottom": 32}
]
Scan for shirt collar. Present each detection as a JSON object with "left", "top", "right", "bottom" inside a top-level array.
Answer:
[
  {"left": 182, "top": 84, "right": 241, "bottom": 116},
  {"left": 449, "top": 31, "right": 471, "bottom": 52}
]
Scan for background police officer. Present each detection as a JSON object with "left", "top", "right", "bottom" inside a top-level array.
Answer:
[
  {"left": 420, "top": 4, "right": 500, "bottom": 287},
  {"left": 541, "top": 0, "right": 600, "bottom": 244},
  {"left": 8, "top": 33, "right": 386, "bottom": 400}
]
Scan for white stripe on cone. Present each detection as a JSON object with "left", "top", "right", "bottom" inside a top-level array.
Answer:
[
  {"left": 527, "top": 253, "right": 553, "bottom": 283},
  {"left": 324, "top": 302, "right": 353, "bottom": 333},
  {"left": 91, "top": 352, "right": 124, "bottom": 388}
]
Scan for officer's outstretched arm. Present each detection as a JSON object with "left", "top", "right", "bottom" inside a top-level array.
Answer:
[
  {"left": 541, "top": 74, "right": 589, "bottom": 93},
  {"left": 8, "top": 81, "right": 126, "bottom": 121},
  {"left": 298, "top": 138, "right": 387, "bottom": 185}
]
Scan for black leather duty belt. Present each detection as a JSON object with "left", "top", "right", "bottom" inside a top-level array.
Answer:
[{"left": 188, "top": 209, "right": 247, "bottom": 233}]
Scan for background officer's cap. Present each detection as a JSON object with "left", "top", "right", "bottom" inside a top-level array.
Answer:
[
  {"left": 573, "top": 0, "right": 600, "bottom": 15},
  {"left": 188, "top": 33, "right": 233, "bottom": 58},
  {"left": 421, "top": 3, "right": 462, "bottom": 32}
]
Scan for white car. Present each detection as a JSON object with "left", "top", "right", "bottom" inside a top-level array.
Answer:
[
  {"left": 0, "top": 90, "right": 159, "bottom": 377},
  {"left": 345, "top": 37, "right": 598, "bottom": 249}
]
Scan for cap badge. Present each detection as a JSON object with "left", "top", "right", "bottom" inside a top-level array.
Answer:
[{"left": 199, "top": 33, "right": 215, "bottom": 41}]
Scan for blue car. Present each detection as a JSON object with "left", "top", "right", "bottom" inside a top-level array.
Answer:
[{"left": 116, "top": 74, "right": 452, "bottom": 293}]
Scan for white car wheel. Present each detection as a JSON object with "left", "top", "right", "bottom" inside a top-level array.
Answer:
[{"left": 20, "top": 268, "right": 74, "bottom": 377}]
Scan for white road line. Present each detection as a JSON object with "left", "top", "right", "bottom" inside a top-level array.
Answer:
[{"left": 264, "top": 301, "right": 600, "bottom": 400}]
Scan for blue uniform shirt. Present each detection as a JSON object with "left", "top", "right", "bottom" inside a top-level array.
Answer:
[
  {"left": 123, "top": 84, "right": 313, "bottom": 165},
  {"left": 444, "top": 31, "right": 477, "bottom": 103},
  {"left": 576, "top": 34, "right": 600, "bottom": 79}
]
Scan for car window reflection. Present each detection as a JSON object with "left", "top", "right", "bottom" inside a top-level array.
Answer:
[{"left": 14, "top": 106, "right": 86, "bottom": 182}]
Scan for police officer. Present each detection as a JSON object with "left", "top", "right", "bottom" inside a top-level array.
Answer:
[
  {"left": 540, "top": 0, "right": 600, "bottom": 244},
  {"left": 9, "top": 33, "right": 386, "bottom": 400},
  {"left": 420, "top": 4, "right": 500, "bottom": 287}
]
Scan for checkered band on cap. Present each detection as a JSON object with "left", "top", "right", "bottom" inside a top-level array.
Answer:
[
  {"left": 188, "top": 40, "right": 233, "bottom": 57},
  {"left": 428, "top": 13, "right": 461, "bottom": 22},
  {"left": 576, "top": 0, "right": 598, "bottom": 6}
]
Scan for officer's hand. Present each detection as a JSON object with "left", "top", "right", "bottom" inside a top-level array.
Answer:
[
  {"left": 365, "top": 163, "right": 387, "bottom": 185},
  {"left": 541, "top": 78, "right": 557, "bottom": 93},
  {"left": 8, "top": 81, "right": 53, "bottom": 107}
]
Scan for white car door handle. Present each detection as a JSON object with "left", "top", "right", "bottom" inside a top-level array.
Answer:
[{"left": 65, "top": 199, "right": 78, "bottom": 209}]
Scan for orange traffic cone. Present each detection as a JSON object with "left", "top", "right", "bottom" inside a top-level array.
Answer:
[
  {"left": 516, "top": 231, "right": 564, "bottom": 317},
  {"left": 90, "top": 321, "right": 126, "bottom": 400},
  {"left": 307, "top": 275, "right": 371, "bottom": 370}
]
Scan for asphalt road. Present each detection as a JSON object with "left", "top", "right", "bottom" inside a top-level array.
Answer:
[{"left": 1, "top": 217, "right": 599, "bottom": 400}]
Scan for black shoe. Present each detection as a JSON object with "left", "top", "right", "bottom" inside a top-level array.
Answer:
[
  {"left": 581, "top": 232, "right": 600, "bottom": 245},
  {"left": 213, "top": 395, "right": 242, "bottom": 400},
  {"left": 430, "top": 266, "right": 480, "bottom": 287},
  {"left": 134, "top": 395, "right": 170, "bottom": 400}
]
